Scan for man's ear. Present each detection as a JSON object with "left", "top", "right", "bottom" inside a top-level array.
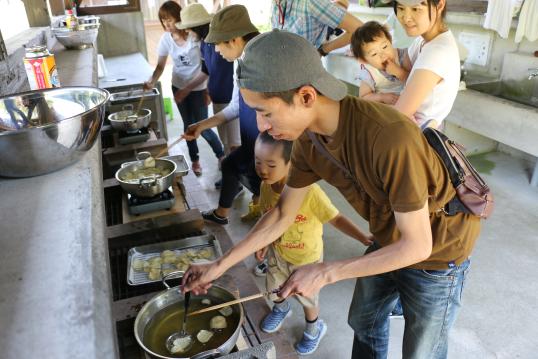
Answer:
[{"left": 297, "top": 85, "right": 318, "bottom": 108}]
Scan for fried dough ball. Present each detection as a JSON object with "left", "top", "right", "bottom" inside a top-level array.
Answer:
[
  {"left": 131, "top": 259, "right": 145, "bottom": 271},
  {"left": 210, "top": 315, "right": 227, "bottom": 330},
  {"left": 197, "top": 329, "right": 214, "bottom": 343}
]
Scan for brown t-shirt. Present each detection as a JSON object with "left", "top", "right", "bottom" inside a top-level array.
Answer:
[{"left": 287, "top": 96, "right": 481, "bottom": 269}]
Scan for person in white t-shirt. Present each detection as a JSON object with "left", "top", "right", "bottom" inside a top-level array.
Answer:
[
  {"left": 392, "top": 0, "right": 460, "bottom": 130},
  {"left": 144, "top": 1, "right": 224, "bottom": 176}
]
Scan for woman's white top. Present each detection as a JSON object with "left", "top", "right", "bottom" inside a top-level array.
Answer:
[
  {"left": 407, "top": 30, "right": 460, "bottom": 127},
  {"left": 157, "top": 32, "right": 207, "bottom": 91}
]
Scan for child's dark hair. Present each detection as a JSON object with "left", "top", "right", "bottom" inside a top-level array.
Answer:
[
  {"left": 351, "top": 21, "right": 392, "bottom": 60},
  {"left": 189, "top": 23, "right": 210, "bottom": 40},
  {"left": 393, "top": 0, "right": 447, "bottom": 21},
  {"left": 158, "top": 1, "right": 182, "bottom": 30},
  {"left": 257, "top": 131, "right": 293, "bottom": 163}
]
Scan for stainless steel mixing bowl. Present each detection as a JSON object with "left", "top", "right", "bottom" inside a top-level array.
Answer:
[
  {"left": 0, "top": 87, "right": 109, "bottom": 177},
  {"left": 52, "top": 27, "right": 100, "bottom": 50},
  {"left": 51, "top": 16, "right": 100, "bottom": 50}
]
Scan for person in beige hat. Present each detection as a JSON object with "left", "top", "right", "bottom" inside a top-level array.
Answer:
[
  {"left": 181, "top": 5, "right": 263, "bottom": 225},
  {"left": 176, "top": 3, "right": 241, "bottom": 182}
]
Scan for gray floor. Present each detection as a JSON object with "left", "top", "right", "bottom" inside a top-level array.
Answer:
[{"left": 164, "top": 84, "right": 538, "bottom": 359}]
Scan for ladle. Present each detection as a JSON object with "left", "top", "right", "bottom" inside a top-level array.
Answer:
[
  {"left": 165, "top": 291, "right": 193, "bottom": 354},
  {"left": 127, "top": 90, "right": 147, "bottom": 119}
]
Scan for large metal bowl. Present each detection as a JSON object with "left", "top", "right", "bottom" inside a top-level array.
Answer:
[{"left": 0, "top": 87, "right": 109, "bottom": 177}]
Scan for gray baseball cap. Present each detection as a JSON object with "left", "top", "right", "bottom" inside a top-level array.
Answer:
[{"left": 237, "top": 29, "right": 347, "bottom": 101}]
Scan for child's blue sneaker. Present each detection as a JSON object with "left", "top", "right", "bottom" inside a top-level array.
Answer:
[
  {"left": 295, "top": 320, "right": 327, "bottom": 356},
  {"left": 260, "top": 303, "right": 292, "bottom": 333}
]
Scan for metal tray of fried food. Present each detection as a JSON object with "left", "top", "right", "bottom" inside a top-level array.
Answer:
[
  {"left": 120, "top": 154, "right": 189, "bottom": 177},
  {"left": 127, "top": 234, "right": 223, "bottom": 286}
]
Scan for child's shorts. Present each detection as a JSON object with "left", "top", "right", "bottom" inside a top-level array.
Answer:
[{"left": 265, "top": 246, "right": 322, "bottom": 309}]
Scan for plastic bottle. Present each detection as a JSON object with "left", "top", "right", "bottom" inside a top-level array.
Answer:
[{"left": 65, "top": 9, "right": 77, "bottom": 30}]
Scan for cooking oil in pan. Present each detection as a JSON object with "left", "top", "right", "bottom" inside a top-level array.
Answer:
[{"left": 143, "top": 297, "right": 240, "bottom": 357}]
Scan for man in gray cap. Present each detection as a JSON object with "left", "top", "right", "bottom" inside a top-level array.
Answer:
[{"left": 183, "top": 30, "right": 480, "bottom": 359}]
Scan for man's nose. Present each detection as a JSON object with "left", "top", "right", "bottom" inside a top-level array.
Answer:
[{"left": 256, "top": 114, "right": 272, "bottom": 132}]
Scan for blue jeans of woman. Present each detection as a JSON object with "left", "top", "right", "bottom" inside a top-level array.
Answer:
[
  {"left": 218, "top": 145, "right": 260, "bottom": 209},
  {"left": 349, "top": 244, "right": 471, "bottom": 359},
  {"left": 172, "top": 87, "right": 224, "bottom": 162}
]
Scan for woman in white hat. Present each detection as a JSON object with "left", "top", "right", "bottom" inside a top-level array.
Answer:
[{"left": 175, "top": 3, "right": 240, "bottom": 186}]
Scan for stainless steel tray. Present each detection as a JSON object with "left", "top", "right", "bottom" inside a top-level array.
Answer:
[
  {"left": 109, "top": 87, "right": 160, "bottom": 103},
  {"left": 127, "top": 234, "right": 223, "bottom": 286},
  {"left": 120, "top": 154, "right": 189, "bottom": 177}
]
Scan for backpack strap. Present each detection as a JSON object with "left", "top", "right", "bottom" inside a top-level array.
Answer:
[{"left": 305, "top": 130, "right": 361, "bottom": 188}]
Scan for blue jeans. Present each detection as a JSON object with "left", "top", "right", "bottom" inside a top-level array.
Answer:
[
  {"left": 172, "top": 87, "right": 224, "bottom": 162},
  {"left": 349, "top": 246, "right": 471, "bottom": 359},
  {"left": 218, "top": 145, "right": 261, "bottom": 209}
]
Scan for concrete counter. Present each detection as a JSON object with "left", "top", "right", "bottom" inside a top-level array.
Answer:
[{"left": 0, "top": 43, "right": 116, "bottom": 358}]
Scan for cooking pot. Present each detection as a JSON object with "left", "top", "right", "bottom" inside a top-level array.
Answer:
[
  {"left": 115, "top": 157, "right": 177, "bottom": 198},
  {"left": 135, "top": 272, "right": 244, "bottom": 359},
  {"left": 108, "top": 104, "right": 151, "bottom": 133}
]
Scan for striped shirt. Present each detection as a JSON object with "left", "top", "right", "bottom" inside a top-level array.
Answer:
[{"left": 271, "top": 0, "right": 346, "bottom": 48}]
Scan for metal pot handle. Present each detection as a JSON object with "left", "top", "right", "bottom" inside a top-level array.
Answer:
[
  {"left": 139, "top": 176, "right": 157, "bottom": 188},
  {"left": 126, "top": 116, "right": 138, "bottom": 124},
  {"left": 162, "top": 270, "right": 184, "bottom": 289}
]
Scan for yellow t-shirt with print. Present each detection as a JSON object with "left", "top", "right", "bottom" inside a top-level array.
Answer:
[{"left": 259, "top": 182, "right": 339, "bottom": 266}]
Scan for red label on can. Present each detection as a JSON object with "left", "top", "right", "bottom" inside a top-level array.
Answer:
[{"left": 30, "top": 59, "right": 47, "bottom": 89}]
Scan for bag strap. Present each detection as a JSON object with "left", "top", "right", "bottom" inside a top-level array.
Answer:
[{"left": 305, "top": 130, "right": 361, "bottom": 186}]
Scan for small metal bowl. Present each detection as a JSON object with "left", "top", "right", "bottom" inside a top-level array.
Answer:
[
  {"left": 108, "top": 108, "right": 152, "bottom": 133},
  {"left": 0, "top": 87, "right": 109, "bottom": 177}
]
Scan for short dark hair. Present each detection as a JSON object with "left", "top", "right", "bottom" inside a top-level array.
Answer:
[
  {"left": 189, "top": 23, "right": 210, "bottom": 40},
  {"left": 393, "top": 0, "right": 447, "bottom": 21},
  {"left": 260, "top": 87, "right": 301, "bottom": 105},
  {"left": 242, "top": 31, "right": 261, "bottom": 42},
  {"left": 260, "top": 86, "right": 322, "bottom": 105},
  {"left": 257, "top": 131, "right": 293, "bottom": 163},
  {"left": 158, "top": 1, "right": 182, "bottom": 30},
  {"left": 351, "top": 21, "right": 392, "bottom": 60}
]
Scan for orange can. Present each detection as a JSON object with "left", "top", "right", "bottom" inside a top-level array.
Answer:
[{"left": 23, "top": 45, "right": 61, "bottom": 90}]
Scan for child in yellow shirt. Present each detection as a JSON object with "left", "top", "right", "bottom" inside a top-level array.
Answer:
[{"left": 254, "top": 131, "right": 373, "bottom": 355}]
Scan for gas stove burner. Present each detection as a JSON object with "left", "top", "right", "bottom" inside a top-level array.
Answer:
[
  {"left": 127, "top": 187, "right": 175, "bottom": 215},
  {"left": 118, "top": 127, "right": 150, "bottom": 145}
]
